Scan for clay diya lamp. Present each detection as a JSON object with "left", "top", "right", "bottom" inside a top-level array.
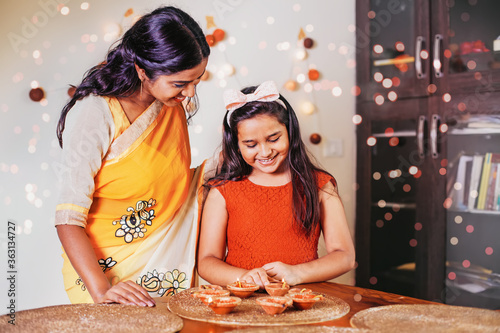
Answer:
[
  {"left": 190, "top": 284, "right": 223, "bottom": 296},
  {"left": 196, "top": 284, "right": 223, "bottom": 291},
  {"left": 193, "top": 289, "right": 230, "bottom": 304},
  {"left": 291, "top": 293, "right": 324, "bottom": 310},
  {"left": 256, "top": 296, "right": 293, "bottom": 315},
  {"left": 226, "top": 281, "right": 259, "bottom": 299},
  {"left": 265, "top": 282, "right": 290, "bottom": 296},
  {"left": 206, "top": 296, "right": 241, "bottom": 315},
  {"left": 288, "top": 287, "right": 312, "bottom": 295}
]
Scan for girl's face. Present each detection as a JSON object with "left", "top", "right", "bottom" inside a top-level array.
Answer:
[
  {"left": 237, "top": 114, "right": 290, "bottom": 176},
  {"left": 142, "top": 57, "right": 208, "bottom": 106}
]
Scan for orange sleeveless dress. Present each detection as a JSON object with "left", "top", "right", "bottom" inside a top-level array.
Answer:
[{"left": 218, "top": 171, "right": 334, "bottom": 270}]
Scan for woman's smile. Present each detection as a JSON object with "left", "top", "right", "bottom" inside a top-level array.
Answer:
[{"left": 173, "top": 96, "right": 186, "bottom": 103}]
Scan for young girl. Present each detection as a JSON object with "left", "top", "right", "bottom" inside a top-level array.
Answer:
[{"left": 198, "top": 81, "right": 355, "bottom": 288}]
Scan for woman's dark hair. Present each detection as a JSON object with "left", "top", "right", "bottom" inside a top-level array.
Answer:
[
  {"left": 206, "top": 85, "right": 335, "bottom": 236},
  {"left": 56, "top": 6, "right": 210, "bottom": 147}
]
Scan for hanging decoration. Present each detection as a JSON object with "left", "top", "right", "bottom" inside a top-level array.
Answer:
[
  {"left": 298, "top": 28, "right": 306, "bottom": 40},
  {"left": 294, "top": 27, "right": 308, "bottom": 61},
  {"left": 124, "top": 8, "right": 134, "bottom": 17},
  {"left": 308, "top": 69, "right": 320, "bottom": 81},
  {"left": 222, "top": 63, "right": 236, "bottom": 77},
  {"left": 303, "top": 37, "right": 314, "bottom": 49},
  {"left": 213, "top": 29, "right": 225, "bottom": 43},
  {"left": 286, "top": 28, "right": 321, "bottom": 107},
  {"left": 205, "top": 34, "right": 216, "bottom": 47},
  {"left": 206, "top": 16, "right": 216, "bottom": 29},
  {"left": 284, "top": 27, "right": 325, "bottom": 147},
  {"left": 29, "top": 87, "right": 45, "bottom": 102},
  {"left": 203, "top": 15, "right": 233, "bottom": 81},
  {"left": 67, "top": 86, "right": 76, "bottom": 98},
  {"left": 120, "top": 7, "right": 141, "bottom": 33},
  {"left": 205, "top": 16, "right": 226, "bottom": 47},
  {"left": 309, "top": 133, "right": 322, "bottom": 145},
  {"left": 200, "top": 71, "right": 211, "bottom": 81},
  {"left": 295, "top": 48, "right": 308, "bottom": 61},
  {"left": 284, "top": 79, "right": 298, "bottom": 91},
  {"left": 300, "top": 101, "right": 315, "bottom": 115}
]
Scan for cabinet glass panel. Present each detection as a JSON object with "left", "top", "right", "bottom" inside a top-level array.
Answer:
[
  {"left": 370, "top": 118, "right": 421, "bottom": 297},
  {"left": 368, "top": 0, "right": 421, "bottom": 99},
  {"left": 445, "top": 115, "right": 500, "bottom": 310},
  {"left": 448, "top": 0, "right": 500, "bottom": 75}
]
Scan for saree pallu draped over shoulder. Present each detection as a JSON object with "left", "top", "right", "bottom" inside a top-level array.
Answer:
[{"left": 55, "top": 96, "right": 207, "bottom": 303}]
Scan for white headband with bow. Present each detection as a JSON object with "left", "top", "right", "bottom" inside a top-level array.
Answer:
[{"left": 223, "top": 80, "right": 286, "bottom": 126}]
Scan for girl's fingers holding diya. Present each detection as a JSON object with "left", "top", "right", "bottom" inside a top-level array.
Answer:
[
  {"left": 267, "top": 276, "right": 280, "bottom": 282},
  {"left": 263, "top": 261, "right": 300, "bottom": 285},
  {"left": 263, "top": 262, "right": 281, "bottom": 279},
  {"left": 256, "top": 269, "right": 271, "bottom": 286},
  {"left": 241, "top": 268, "right": 270, "bottom": 288}
]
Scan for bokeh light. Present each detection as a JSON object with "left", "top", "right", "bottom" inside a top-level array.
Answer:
[
  {"left": 61, "top": 6, "right": 70, "bottom": 15},
  {"left": 373, "top": 44, "right": 383, "bottom": 54},
  {"left": 352, "top": 114, "right": 362, "bottom": 125}
]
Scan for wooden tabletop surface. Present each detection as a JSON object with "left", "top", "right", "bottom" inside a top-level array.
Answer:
[{"left": 168, "top": 282, "right": 437, "bottom": 332}]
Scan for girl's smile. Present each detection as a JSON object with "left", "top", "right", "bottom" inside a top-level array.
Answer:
[{"left": 256, "top": 155, "right": 278, "bottom": 165}]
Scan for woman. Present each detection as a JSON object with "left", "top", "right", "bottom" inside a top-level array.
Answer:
[{"left": 55, "top": 6, "right": 210, "bottom": 306}]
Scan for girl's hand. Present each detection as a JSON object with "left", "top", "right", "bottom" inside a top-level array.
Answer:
[
  {"left": 262, "top": 261, "right": 301, "bottom": 286},
  {"left": 240, "top": 268, "right": 272, "bottom": 289},
  {"left": 94, "top": 281, "right": 156, "bottom": 307}
]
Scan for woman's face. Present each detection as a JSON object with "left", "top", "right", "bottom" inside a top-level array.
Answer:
[
  {"left": 142, "top": 57, "right": 208, "bottom": 106},
  {"left": 237, "top": 114, "right": 290, "bottom": 177}
]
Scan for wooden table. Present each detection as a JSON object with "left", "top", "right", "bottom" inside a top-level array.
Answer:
[{"left": 169, "top": 282, "right": 437, "bottom": 332}]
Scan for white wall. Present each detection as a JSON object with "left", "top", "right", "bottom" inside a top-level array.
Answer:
[{"left": 0, "top": 0, "right": 356, "bottom": 312}]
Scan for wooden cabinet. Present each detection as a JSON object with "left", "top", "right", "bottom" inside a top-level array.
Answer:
[
  {"left": 356, "top": 0, "right": 500, "bottom": 102},
  {"left": 355, "top": 0, "right": 500, "bottom": 309}
]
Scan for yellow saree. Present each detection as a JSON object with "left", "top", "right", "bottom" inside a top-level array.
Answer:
[{"left": 55, "top": 95, "right": 206, "bottom": 303}]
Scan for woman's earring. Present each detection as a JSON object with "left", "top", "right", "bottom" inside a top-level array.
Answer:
[{"left": 140, "top": 80, "right": 143, "bottom": 101}]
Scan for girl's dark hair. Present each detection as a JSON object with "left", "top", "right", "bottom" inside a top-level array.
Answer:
[
  {"left": 206, "top": 85, "right": 335, "bottom": 236},
  {"left": 56, "top": 6, "right": 210, "bottom": 147}
]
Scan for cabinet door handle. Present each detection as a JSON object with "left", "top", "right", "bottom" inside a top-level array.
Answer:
[
  {"left": 433, "top": 34, "right": 443, "bottom": 78},
  {"left": 415, "top": 36, "right": 426, "bottom": 79},
  {"left": 418, "top": 115, "right": 426, "bottom": 158},
  {"left": 430, "top": 114, "right": 440, "bottom": 159}
]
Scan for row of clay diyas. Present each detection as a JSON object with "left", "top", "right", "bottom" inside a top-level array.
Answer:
[{"left": 191, "top": 282, "right": 324, "bottom": 315}]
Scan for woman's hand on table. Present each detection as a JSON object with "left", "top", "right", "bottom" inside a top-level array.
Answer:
[{"left": 94, "top": 280, "right": 156, "bottom": 307}]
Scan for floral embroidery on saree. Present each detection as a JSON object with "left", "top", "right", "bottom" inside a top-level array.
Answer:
[
  {"left": 113, "top": 198, "right": 156, "bottom": 243},
  {"left": 75, "top": 257, "right": 117, "bottom": 291},
  {"left": 137, "top": 269, "right": 189, "bottom": 297}
]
